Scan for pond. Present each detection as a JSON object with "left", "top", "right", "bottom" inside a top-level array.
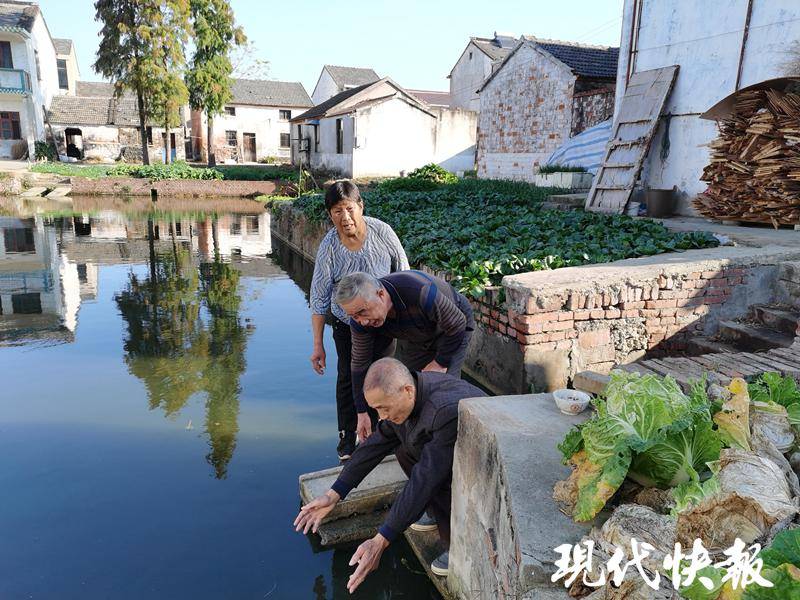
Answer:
[{"left": 0, "top": 198, "right": 438, "bottom": 600}]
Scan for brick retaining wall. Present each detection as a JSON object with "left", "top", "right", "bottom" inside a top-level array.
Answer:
[
  {"left": 70, "top": 177, "right": 282, "bottom": 198},
  {"left": 271, "top": 204, "right": 800, "bottom": 395}
]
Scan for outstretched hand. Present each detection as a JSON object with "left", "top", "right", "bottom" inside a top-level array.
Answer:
[
  {"left": 293, "top": 490, "right": 339, "bottom": 535},
  {"left": 347, "top": 534, "right": 389, "bottom": 594}
]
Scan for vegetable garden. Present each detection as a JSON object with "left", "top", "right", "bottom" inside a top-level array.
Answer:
[
  {"left": 282, "top": 176, "right": 719, "bottom": 299},
  {"left": 554, "top": 370, "right": 800, "bottom": 598}
]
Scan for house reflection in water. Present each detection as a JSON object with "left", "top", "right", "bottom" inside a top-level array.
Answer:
[{"left": 0, "top": 216, "right": 83, "bottom": 346}]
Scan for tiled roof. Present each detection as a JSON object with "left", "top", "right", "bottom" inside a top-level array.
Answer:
[
  {"left": 532, "top": 38, "right": 619, "bottom": 79},
  {"left": 53, "top": 38, "right": 72, "bottom": 55},
  {"left": 48, "top": 95, "right": 170, "bottom": 127},
  {"left": 76, "top": 81, "right": 115, "bottom": 97},
  {"left": 48, "top": 96, "right": 113, "bottom": 126},
  {"left": 229, "top": 79, "right": 312, "bottom": 107},
  {"left": 472, "top": 36, "right": 516, "bottom": 62},
  {"left": 0, "top": 1, "right": 38, "bottom": 32},
  {"left": 324, "top": 65, "right": 380, "bottom": 88},
  {"left": 292, "top": 81, "right": 375, "bottom": 122},
  {"left": 407, "top": 89, "right": 452, "bottom": 108}
]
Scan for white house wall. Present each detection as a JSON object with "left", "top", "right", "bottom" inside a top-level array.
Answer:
[
  {"left": 311, "top": 69, "right": 339, "bottom": 104},
  {"left": 449, "top": 42, "right": 493, "bottom": 111},
  {"left": 198, "top": 104, "right": 301, "bottom": 161},
  {"left": 433, "top": 107, "right": 478, "bottom": 173},
  {"left": 352, "top": 98, "right": 437, "bottom": 178},
  {"left": 617, "top": 0, "right": 800, "bottom": 215},
  {"left": 310, "top": 115, "right": 354, "bottom": 176}
]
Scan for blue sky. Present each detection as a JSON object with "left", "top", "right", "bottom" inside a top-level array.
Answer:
[{"left": 39, "top": 0, "right": 624, "bottom": 94}]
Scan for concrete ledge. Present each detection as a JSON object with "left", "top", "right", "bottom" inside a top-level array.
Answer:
[
  {"left": 449, "top": 393, "right": 596, "bottom": 599},
  {"left": 70, "top": 176, "right": 284, "bottom": 198}
]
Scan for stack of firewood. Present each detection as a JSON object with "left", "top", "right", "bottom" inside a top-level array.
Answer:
[{"left": 694, "top": 88, "right": 800, "bottom": 227}]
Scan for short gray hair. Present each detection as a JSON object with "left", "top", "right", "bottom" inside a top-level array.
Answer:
[
  {"left": 335, "top": 272, "right": 381, "bottom": 306},
  {"left": 364, "top": 357, "right": 414, "bottom": 395}
]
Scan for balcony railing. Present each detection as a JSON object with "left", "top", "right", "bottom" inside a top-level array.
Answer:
[{"left": 0, "top": 68, "right": 30, "bottom": 94}]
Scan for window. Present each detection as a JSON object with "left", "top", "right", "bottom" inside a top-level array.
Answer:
[
  {"left": 0, "top": 41, "right": 12, "bottom": 69},
  {"left": 279, "top": 132, "right": 290, "bottom": 148},
  {"left": 4, "top": 227, "right": 34, "bottom": 252},
  {"left": 469, "top": 50, "right": 473, "bottom": 60},
  {"left": 313, "top": 124, "right": 319, "bottom": 152},
  {"left": 146, "top": 126, "right": 153, "bottom": 145},
  {"left": 336, "top": 118, "right": 343, "bottom": 154},
  {"left": 224, "top": 106, "right": 236, "bottom": 116},
  {"left": 246, "top": 216, "right": 259, "bottom": 234},
  {"left": 12, "top": 293, "right": 42, "bottom": 314},
  {"left": 57, "top": 58, "right": 68, "bottom": 89},
  {"left": 226, "top": 130, "right": 237, "bottom": 147},
  {"left": 77, "top": 264, "right": 88, "bottom": 284},
  {"left": 34, "top": 49, "right": 40, "bottom": 81},
  {"left": 279, "top": 109, "right": 291, "bottom": 121},
  {"left": 230, "top": 216, "right": 241, "bottom": 235},
  {"left": 0, "top": 111, "right": 21, "bottom": 140}
]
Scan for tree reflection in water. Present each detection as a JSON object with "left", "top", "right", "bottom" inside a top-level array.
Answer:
[{"left": 115, "top": 217, "right": 250, "bottom": 479}]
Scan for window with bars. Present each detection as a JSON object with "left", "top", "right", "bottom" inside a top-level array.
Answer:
[
  {"left": 226, "top": 130, "right": 237, "bottom": 147},
  {"left": 0, "top": 111, "right": 21, "bottom": 140},
  {"left": 279, "top": 132, "right": 290, "bottom": 148},
  {"left": 57, "top": 59, "right": 68, "bottom": 89},
  {"left": 279, "top": 109, "right": 291, "bottom": 121}
]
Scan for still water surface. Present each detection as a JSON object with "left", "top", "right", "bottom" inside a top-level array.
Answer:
[{"left": 0, "top": 198, "right": 437, "bottom": 600}]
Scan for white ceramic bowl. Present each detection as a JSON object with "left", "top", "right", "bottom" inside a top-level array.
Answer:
[{"left": 553, "top": 389, "right": 591, "bottom": 415}]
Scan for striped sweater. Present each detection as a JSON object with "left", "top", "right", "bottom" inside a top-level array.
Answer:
[{"left": 350, "top": 270, "right": 473, "bottom": 412}]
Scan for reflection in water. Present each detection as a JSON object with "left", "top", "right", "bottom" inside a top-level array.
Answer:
[{"left": 115, "top": 218, "right": 250, "bottom": 479}]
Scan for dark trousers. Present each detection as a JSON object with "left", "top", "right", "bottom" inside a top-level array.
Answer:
[
  {"left": 397, "top": 328, "right": 473, "bottom": 376},
  {"left": 331, "top": 319, "right": 395, "bottom": 434},
  {"left": 395, "top": 446, "right": 451, "bottom": 546}
]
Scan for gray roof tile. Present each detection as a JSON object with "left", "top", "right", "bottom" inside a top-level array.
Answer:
[
  {"left": 48, "top": 96, "right": 113, "bottom": 126},
  {"left": 324, "top": 65, "right": 380, "bottom": 88},
  {"left": 472, "top": 37, "right": 515, "bottom": 62},
  {"left": 534, "top": 39, "right": 619, "bottom": 79},
  {"left": 292, "top": 81, "right": 374, "bottom": 122},
  {"left": 0, "top": 1, "right": 38, "bottom": 32},
  {"left": 53, "top": 38, "right": 72, "bottom": 55},
  {"left": 229, "top": 79, "right": 312, "bottom": 107}
]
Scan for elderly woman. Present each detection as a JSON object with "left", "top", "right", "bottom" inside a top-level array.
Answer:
[{"left": 309, "top": 180, "right": 409, "bottom": 460}]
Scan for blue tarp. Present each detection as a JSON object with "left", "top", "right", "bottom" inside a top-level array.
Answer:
[{"left": 545, "top": 119, "right": 612, "bottom": 175}]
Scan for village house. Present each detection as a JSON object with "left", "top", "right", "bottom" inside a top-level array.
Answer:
[
  {"left": 476, "top": 37, "right": 618, "bottom": 181},
  {"left": 290, "top": 77, "right": 477, "bottom": 178},
  {"left": 53, "top": 37, "right": 78, "bottom": 96},
  {"left": 615, "top": 0, "right": 800, "bottom": 215},
  {"left": 47, "top": 81, "right": 186, "bottom": 162},
  {"left": 310, "top": 65, "right": 380, "bottom": 105},
  {"left": 188, "top": 78, "right": 312, "bottom": 164},
  {"left": 448, "top": 33, "right": 517, "bottom": 111},
  {"left": 0, "top": 1, "right": 65, "bottom": 159}
]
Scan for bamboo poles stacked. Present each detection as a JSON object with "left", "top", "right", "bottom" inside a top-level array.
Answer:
[{"left": 694, "top": 88, "right": 800, "bottom": 227}]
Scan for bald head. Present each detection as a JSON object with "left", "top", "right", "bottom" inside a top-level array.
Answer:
[{"left": 363, "top": 358, "right": 416, "bottom": 423}]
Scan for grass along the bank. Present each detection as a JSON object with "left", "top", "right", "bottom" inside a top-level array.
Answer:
[
  {"left": 30, "top": 161, "right": 298, "bottom": 182},
  {"left": 279, "top": 178, "right": 719, "bottom": 299}
]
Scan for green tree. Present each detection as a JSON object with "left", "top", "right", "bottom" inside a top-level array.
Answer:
[
  {"left": 94, "top": 0, "right": 190, "bottom": 165},
  {"left": 186, "top": 0, "right": 245, "bottom": 167}
]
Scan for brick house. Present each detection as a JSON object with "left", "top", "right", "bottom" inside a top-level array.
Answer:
[
  {"left": 48, "top": 82, "right": 186, "bottom": 162},
  {"left": 189, "top": 78, "right": 312, "bottom": 164},
  {"left": 476, "top": 37, "right": 618, "bottom": 181}
]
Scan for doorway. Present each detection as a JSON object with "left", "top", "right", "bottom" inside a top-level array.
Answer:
[
  {"left": 161, "top": 132, "right": 178, "bottom": 162},
  {"left": 64, "top": 127, "right": 83, "bottom": 159},
  {"left": 243, "top": 133, "right": 256, "bottom": 163}
]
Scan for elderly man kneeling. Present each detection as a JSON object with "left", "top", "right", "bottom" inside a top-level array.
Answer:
[{"left": 293, "top": 357, "right": 486, "bottom": 593}]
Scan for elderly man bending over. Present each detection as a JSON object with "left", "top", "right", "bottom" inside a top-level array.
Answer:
[{"left": 293, "top": 357, "right": 486, "bottom": 593}]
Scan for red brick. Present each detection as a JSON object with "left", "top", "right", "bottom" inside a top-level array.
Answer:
[
  {"left": 620, "top": 301, "right": 645, "bottom": 309},
  {"left": 578, "top": 328, "right": 612, "bottom": 349},
  {"left": 709, "top": 278, "right": 729, "bottom": 287},
  {"left": 706, "top": 287, "right": 729, "bottom": 296},
  {"left": 558, "top": 311, "right": 574, "bottom": 321},
  {"left": 590, "top": 309, "right": 605, "bottom": 319},
  {"left": 547, "top": 331, "right": 567, "bottom": 341},
  {"left": 573, "top": 310, "right": 591, "bottom": 321},
  {"left": 702, "top": 270, "right": 722, "bottom": 279},
  {"left": 605, "top": 309, "right": 622, "bottom": 319},
  {"left": 542, "top": 320, "right": 574, "bottom": 333},
  {"left": 526, "top": 311, "right": 561, "bottom": 324},
  {"left": 661, "top": 316, "right": 676, "bottom": 325},
  {"left": 498, "top": 313, "right": 508, "bottom": 324},
  {"left": 517, "top": 331, "right": 549, "bottom": 345},
  {"left": 622, "top": 309, "right": 640, "bottom": 318},
  {"left": 704, "top": 296, "right": 725, "bottom": 304},
  {"left": 645, "top": 299, "right": 678, "bottom": 309},
  {"left": 686, "top": 272, "right": 702, "bottom": 280}
]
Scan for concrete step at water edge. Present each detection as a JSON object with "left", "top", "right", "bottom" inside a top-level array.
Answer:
[
  {"left": 46, "top": 186, "right": 72, "bottom": 198},
  {"left": 20, "top": 186, "right": 48, "bottom": 197},
  {"left": 751, "top": 304, "right": 800, "bottom": 336},
  {"left": 299, "top": 455, "right": 406, "bottom": 525},
  {"left": 717, "top": 320, "right": 795, "bottom": 351},
  {"left": 686, "top": 335, "right": 740, "bottom": 356}
]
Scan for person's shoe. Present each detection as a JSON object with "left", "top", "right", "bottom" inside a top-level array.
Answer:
[
  {"left": 409, "top": 511, "right": 438, "bottom": 532},
  {"left": 431, "top": 551, "right": 449, "bottom": 576},
  {"left": 337, "top": 430, "right": 356, "bottom": 461}
]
